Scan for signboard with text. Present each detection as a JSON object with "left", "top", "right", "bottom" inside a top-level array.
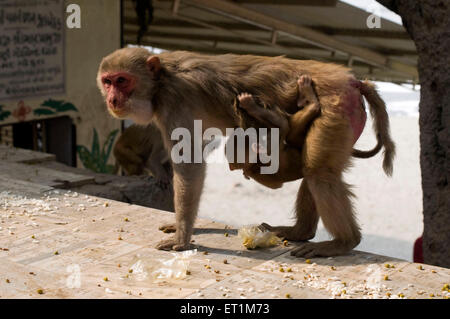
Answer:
[{"left": 0, "top": 0, "right": 65, "bottom": 101}]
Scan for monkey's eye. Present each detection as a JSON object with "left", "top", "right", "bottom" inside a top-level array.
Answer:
[
  {"left": 103, "top": 78, "right": 112, "bottom": 86},
  {"left": 117, "top": 77, "right": 126, "bottom": 84}
]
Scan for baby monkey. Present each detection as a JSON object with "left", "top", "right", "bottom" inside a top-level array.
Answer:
[
  {"left": 114, "top": 124, "right": 172, "bottom": 183},
  {"left": 228, "top": 75, "right": 321, "bottom": 189}
]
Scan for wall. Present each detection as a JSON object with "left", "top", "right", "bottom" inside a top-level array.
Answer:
[{"left": 0, "top": 0, "right": 122, "bottom": 173}]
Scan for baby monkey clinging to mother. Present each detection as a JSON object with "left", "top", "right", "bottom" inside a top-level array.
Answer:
[{"left": 228, "top": 75, "right": 321, "bottom": 189}]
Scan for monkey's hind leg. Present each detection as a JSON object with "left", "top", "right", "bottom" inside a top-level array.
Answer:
[
  {"left": 261, "top": 179, "right": 318, "bottom": 241},
  {"left": 296, "top": 74, "right": 319, "bottom": 108},
  {"left": 289, "top": 115, "right": 361, "bottom": 257},
  {"left": 290, "top": 172, "right": 361, "bottom": 258}
]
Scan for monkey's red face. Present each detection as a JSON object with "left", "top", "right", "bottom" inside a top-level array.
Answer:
[
  {"left": 98, "top": 52, "right": 162, "bottom": 125},
  {"left": 101, "top": 72, "right": 137, "bottom": 116}
]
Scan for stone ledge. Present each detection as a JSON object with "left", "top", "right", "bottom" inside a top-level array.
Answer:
[{"left": 0, "top": 146, "right": 448, "bottom": 299}]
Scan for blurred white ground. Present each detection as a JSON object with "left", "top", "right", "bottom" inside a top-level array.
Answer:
[{"left": 198, "top": 82, "right": 422, "bottom": 261}]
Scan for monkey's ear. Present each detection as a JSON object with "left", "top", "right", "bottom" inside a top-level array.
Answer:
[{"left": 146, "top": 56, "right": 161, "bottom": 80}]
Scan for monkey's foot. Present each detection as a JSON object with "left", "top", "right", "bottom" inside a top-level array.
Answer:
[
  {"left": 260, "top": 223, "right": 315, "bottom": 241},
  {"left": 155, "top": 238, "right": 192, "bottom": 251},
  {"left": 237, "top": 92, "right": 258, "bottom": 111},
  {"left": 290, "top": 240, "right": 355, "bottom": 258},
  {"left": 297, "top": 75, "right": 319, "bottom": 108},
  {"left": 158, "top": 223, "right": 176, "bottom": 233}
]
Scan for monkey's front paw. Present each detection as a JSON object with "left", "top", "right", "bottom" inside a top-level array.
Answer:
[
  {"left": 155, "top": 238, "right": 192, "bottom": 251},
  {"left": 158, "top": 223, "right": 177, "bottom": 233},
  {"left": 237, "top": 92, "right": 255, "bottom": 110}
]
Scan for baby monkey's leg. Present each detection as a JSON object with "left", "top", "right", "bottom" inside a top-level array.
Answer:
[
  {"left": 286, "top": 75, "right": 321, "bottom": 149},
  {"left": 237, "top": 93, "right": 289, "bottom": 138}
]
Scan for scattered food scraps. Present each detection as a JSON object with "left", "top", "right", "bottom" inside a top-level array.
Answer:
[{"left": 238, "top": 225, "right": 281, "bottom": 249}]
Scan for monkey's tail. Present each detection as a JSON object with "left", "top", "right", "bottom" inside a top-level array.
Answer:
[
  {"left": 352, "top": 135, "right": 382, "bottom": 158},
  {"left": 356, "top": 80, "right": 396, "bottom": 176}
]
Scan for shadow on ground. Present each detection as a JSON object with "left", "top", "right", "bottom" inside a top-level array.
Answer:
[{"left": 189, "top": 226, "right": 413, "bottom": 266}]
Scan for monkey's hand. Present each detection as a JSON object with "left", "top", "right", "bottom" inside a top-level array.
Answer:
[
  {"left": 237, "top": 92, "right": 256, "bottom": 111},
  {"left": 156, "top": 238, "right": 192, "bottom": 251}
]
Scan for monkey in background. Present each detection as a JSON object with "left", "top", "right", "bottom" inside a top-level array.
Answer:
[
  {"left": 114, "top": 124, "right": 172, "bottom": 183},
  {"left": 228, "top": 75, "right": 322, "bottom": 189},
  {"left": 98, "top": 48, "right": 395, "bottom": 258}
]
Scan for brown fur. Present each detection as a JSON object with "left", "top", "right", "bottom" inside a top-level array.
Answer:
[
  {"left": 97, "top": 48, "right": 395, "bottom": 257},
  {"left": 114, "top": 124, "right": 172, "bottom": 182},
  {"left": 228, "top": 76, "right": 321, "bottom": 189}
]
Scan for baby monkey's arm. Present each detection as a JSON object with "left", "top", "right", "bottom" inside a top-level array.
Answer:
[
  {"left": 237, "top": 93, "right": 290, "bottom": 141},
  {"left": 286, "top": 75, "right": 321, "bottom": 149}
]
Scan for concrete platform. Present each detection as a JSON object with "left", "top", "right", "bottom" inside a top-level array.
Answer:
[{"left": 0, "top": 146, "right": 448, "bottom": 299}]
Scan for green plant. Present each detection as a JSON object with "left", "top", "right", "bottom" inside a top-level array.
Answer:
[
  {"left": 77, "top": 128, "right": 119, "bottom": 174},
  {"left": 0, "top": 105, "right": 11, "bottom": 121},
  {"left": 34, "top": 99, "right": 78, "bottom": 116}
]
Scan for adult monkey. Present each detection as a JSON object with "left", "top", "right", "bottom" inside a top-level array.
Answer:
[{"left": 97, "top": 47, "right": 395, "bottom": 257}]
